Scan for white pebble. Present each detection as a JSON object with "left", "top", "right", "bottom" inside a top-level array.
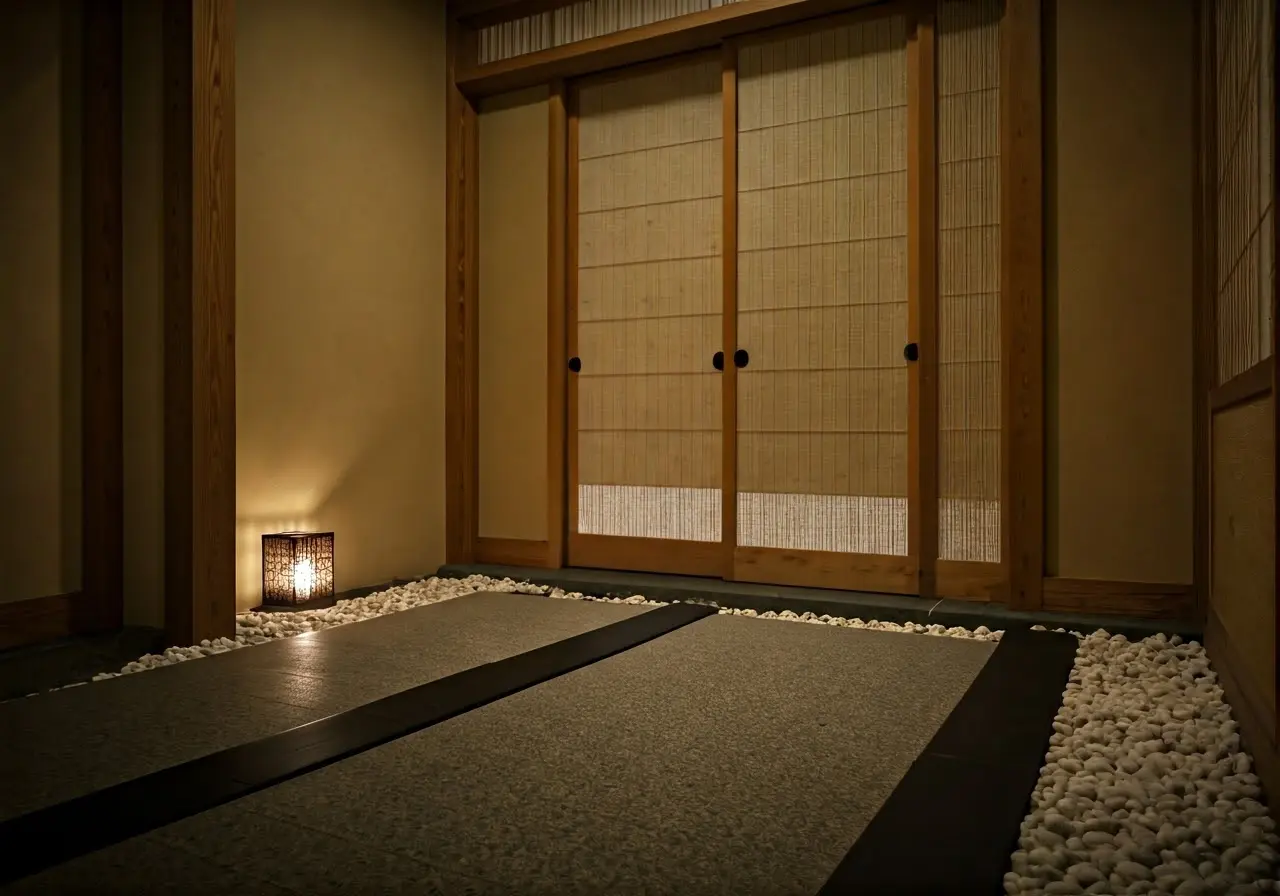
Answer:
[
  {"left": 20, "top": 574, "right": 1017, "bottom": 700},
  {"left": 1010, "top": 626, "right": 1278, "bottom": 893}
]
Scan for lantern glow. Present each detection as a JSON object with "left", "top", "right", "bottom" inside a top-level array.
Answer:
[{"left": 261, "top": 532, "right": 335, "bottom": 609}]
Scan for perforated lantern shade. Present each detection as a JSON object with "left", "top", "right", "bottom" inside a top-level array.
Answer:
[{"left": 261, "top": 532, "right": 335, "bottom": 607}]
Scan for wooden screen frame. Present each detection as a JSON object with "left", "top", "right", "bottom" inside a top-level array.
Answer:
[
  {"left": 721, "top": 4, "right": 928, "bottom": 597},
  {"left": 564, "top": 50, "right": 730, "bottom": 579},
  {"left": 721, "top": 41, "right": 740, "bottom": 579},
  {"left": 471, "top": 81, "right": 571, "bottom": 570},
  {"left": 447, "top": 0, "right": 1046, "bottom": 607},
  {"left": 1194, "top": 0, "right": 1280, "bottom": 765},
  {"left": 997, "top": 0, "right": 1043, "bottom": 610}
]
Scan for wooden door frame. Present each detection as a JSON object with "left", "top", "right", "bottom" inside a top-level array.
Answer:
[
  {"left": 446, "top": 0, "right": 1046, "bottom": 608},
  {"left": 719, "top": 3, "right": 929, "bottom": 597},
  {"left": 445, "top": 17, "right": 482, "bottom": 566},
  {"left": 721, "top": 41, "right": 740, "bottom": 579},
  {"left": 563, "top": 49, "right": 730, "bottom": 579}
]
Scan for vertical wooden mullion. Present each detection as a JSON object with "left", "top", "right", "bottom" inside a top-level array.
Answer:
[
  {"left": 1205, "top": 0, "right": 1220, "bottom": 622},
  {"left": 1000, "top": 0, "right": 1045, "bottom": 611},
  {"left": 566, "top": 90, "right": 581, "bottom": 542},
  {"left": 907, "top": 6, "right": 938, "bottom": 598},
  {"left": 547, "top": 80, "right": 569, "bottom": 568},
  {"left": 721, "top": 41, "right": 739, "bottom": 578},
  {"left": 1193, "top": 0, "right": 1217, "bottom": 630},
  {"left": 460, "top": 18, "right": 480, "bottom": 71},
  {"left": 1268, "top": 0, "right": 1279, "bottom": 746},
  {"left": 445, "top": 17, "right": 481, "bottom": 564}
]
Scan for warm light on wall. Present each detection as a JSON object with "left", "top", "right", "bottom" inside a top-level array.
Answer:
[{"left": 261, "top": 532, "right": 335, "bottom": 609}]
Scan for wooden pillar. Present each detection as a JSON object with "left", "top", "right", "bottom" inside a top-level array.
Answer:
[
  {"left": 445, "top": 17, "right": 481, "bottom": 564},
  {"left": 81, "top": 0, "right": 125, "bottom": 634},
  {"left": 162, "top": 0, "right": 236, "bottom": 645},
  {"left": 1001, "top": 0, "right": 1045, "bottom": 611}
]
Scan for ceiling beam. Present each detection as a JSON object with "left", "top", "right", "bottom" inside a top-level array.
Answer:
[{"left": 456, "top": 0, "right": 888, "bottom": 98}]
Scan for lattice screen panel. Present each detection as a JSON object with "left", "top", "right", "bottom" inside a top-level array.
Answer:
[
  {"left": 1214, "top": 0, "right": 1275, "bottom": 383},
  {"left": 736, "top": 17, "right": 910, "bottom": 556},
  {"left": 575, "top": 58, "right": 723, "bottom": 541},
  {"left": 478, "top": 0, "right": 751, "bottom": 65},
  {"left": 936, "top": 0, "right": 1002, "bottom": 562}
]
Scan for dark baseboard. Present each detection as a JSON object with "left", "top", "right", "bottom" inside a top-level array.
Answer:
[
  {"left": 1042, "top": 577, "right": 1195, "bottom": 621},
  {"left": 476, "top": 537, "right": 555, "bottom": 568},
  {"left": 0, "top": 591, "right": 115, "bottom": 653}
]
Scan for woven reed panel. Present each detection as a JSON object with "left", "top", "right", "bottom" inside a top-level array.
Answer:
[
  {"left": 937, "top": 0, "right": 1002, "bottom": 562},
  {"left": 477, "top": 0, "right": 753, "bottom": 65},
  {"left": 1213, "top": 0, "right": 1275, "bottom": 384},
  {"left": 1211, "top": 396, "right": 1276, "bottom": 715},
  {"left": 736, "top": 17, "right": 909, "bottom": 554},
  {"left": 575, "top": 57, "right": 723, "bottom": 539}
]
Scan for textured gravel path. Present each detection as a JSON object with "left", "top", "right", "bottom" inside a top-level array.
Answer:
[{"left": 16, "top": 574, "right": 1277, "bottom": 893}]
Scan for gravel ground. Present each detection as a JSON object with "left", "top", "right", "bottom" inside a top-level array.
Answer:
[
  {"left": 14, "top": 574, "right": 1277, "bottom": 893},
  {"left": 1006, "top": 631, "right": 1279, "bottom": 895}
]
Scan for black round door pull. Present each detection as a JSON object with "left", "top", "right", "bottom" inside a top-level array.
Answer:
[
  {"left": 712, "top": 351, "right": 724, "bottom": 371},
  {"left": 903, "top": 343, "right": 919, "bottom": 362},
  {"left": 568, "top": 356, "right": 582, "bottom": 373},
  {"left": 733, "top": 349, "right": 750, "bottom": 369}
]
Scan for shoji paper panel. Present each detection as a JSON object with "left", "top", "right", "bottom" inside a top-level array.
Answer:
[
  {"left": 937, "top": 0, "right": 1002, "bottom": 562},
  {"left": 575, "top": 58, "right": 723, "bottom": 541},
  {"left": 736, "top": 17, "right": 910, "bottom": 555},
  {"left": 1214, "top": 0, "right": 1275, "bottom": 383}
]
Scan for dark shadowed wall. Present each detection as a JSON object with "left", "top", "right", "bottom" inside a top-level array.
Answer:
[{"left": 0, "top": 0, "right": 83, "bottom": 607}]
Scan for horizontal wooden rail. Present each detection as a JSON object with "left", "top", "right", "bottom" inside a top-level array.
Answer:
[
  {"left": 456, "top": 0, "right": 887, "bottom": 98},
  {"left": 1210, "top": 356, "right": 1274, "bottom": 412}
]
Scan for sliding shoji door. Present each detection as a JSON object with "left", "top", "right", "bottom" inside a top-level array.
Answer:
[
  {"left": 731, "top": 11, "right": 920, "bottom": 593},
  {"left": 935, "top": 0, "right": 1005, "bottom": 598},
  {"left": 567, "top": 55, "right": 726, "bottom": 576}
]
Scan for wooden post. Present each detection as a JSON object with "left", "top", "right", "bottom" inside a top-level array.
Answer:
[{"left": 162, "top": 0, "right": 237, "bottom": 645}]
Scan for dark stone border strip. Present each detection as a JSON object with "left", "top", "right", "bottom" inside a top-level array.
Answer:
[
  {"left": 818, "top": 628, "right": 1080, "bottom": 895},
  {"left": 439, "top": 563, "right": 1201, "bottom": 643},
  {"left": 0, "top": 601, "right": 717, "bottom": 886}
]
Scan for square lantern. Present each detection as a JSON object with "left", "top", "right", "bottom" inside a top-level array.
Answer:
[{"left": 261, "top": 531, "right": 335, "bottom": 609}]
